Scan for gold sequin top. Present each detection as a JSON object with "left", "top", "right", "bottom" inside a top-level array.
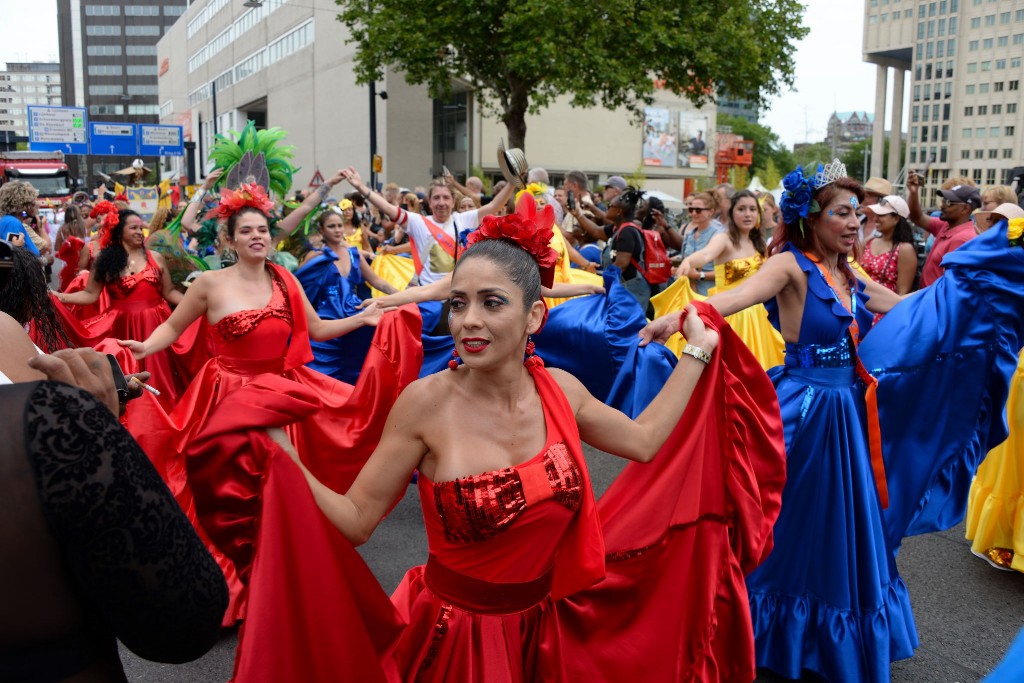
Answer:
[{"left": 715, "top": 254, "right": 765, "bottom": 291}]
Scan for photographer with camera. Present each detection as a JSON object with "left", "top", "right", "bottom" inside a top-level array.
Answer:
[{"left": 0, "top": 181, "right": 42, "bottom": 258}]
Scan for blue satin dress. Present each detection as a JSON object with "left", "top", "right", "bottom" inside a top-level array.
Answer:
[
  {"left": 748, "top": 245, "right": 917, "bottom": 683},
  {"left": 294, "top": 246, "right": 375, "bottom": 384}
]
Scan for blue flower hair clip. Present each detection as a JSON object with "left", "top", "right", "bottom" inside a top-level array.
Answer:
[{"left": 779, "top": 159, "right": 848, "bottom": 234}]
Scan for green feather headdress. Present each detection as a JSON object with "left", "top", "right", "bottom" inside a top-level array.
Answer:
[{"left": 208, "top": 121, "right": 296, "bottom": 199}]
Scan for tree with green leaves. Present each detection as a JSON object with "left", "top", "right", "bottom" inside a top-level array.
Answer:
[
  {"left": 337, "top": 0, "right": 808, "bottom": 151},
  {"left": 715, "top": 113, "right": 795, "bottom": 181},
  {"left": 841, "top": 138, "right": 905, "bottom": 183}
]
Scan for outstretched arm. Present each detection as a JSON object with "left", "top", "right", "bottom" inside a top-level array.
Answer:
[
  {"left": 478, "top": 182, "right": 515, "bottom": 218},
  {"left": 56, "top": 264, "right": 104, "bottom": 306},
  {"left": 117, "top": 273, "right": 211, "bottom": 359},
  {"left": 675, "top": 232, "right": 728, "bottom": 279},
  {"left": 276, "top": 169, "right": 345, "bottom": 241},
  {"left": 182, "top": 169, "right": 222, "bottom": 234},
  {"left": 556, "top": 305, "right": 718, "bottom": 462},
  {"left": 359, "top": 253, "right": 399, "bottom": 295},
  {"left": 341, "top": 168, "right": 399, "bottom": 222}
]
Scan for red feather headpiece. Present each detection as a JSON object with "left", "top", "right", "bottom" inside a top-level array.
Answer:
[
  {"left": 466, "top": 193, "right": 558, "bottom": 288},
  {"left": 210, "top": 183, "right": 274, "bottom": 222},
  {"left": 90, "top": 200, "right": 121, "bottom": 248}
]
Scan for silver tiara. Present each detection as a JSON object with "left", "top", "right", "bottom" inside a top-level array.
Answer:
[{"left": 812, "top": 159, "right": 848, "bottom": 189}]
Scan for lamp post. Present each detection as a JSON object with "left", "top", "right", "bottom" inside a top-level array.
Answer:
[{"left": 441, "top": 102, "right": 466, "bottom": 180}]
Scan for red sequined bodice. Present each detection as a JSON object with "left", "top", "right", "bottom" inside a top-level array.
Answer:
[
  {"left": 211, "top": 273, "right": 293, "bottom": 345},
  {"left": 108, "top": 255, "right": 161, "bottom": 300},
  {"left": 431, "top": 442, "right": 583, "bottom": 544}
]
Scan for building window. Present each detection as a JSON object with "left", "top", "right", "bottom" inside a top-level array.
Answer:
[
  {"left": 983, "top": 37, "right": 993, "bottom": 48},
  {"left": 159, "top": 100, "right": 173, "bottom": 118},
  {"left": 947, "top": 37, "right": 956, "bottom": 54},
  {"left": 993, "top": 104, "right": 1002, "bottom": 114},
  {"left": 923, "top": 106, "right": 931, "bottom": 122},
  {"left": 126, "top": 65, "right": 159, "bottom": 76},
  {"left": 1015, "top": 34, "right": 1024, "bottom": 45},
  {"left": 125, "top": 5, "right": 159, "bottom": 15},
  {"left": 969, "top": 39, "right": 979, "bottom": 50},
  {"left": 1010, "top": 80, "right": 1020, "bottom": 90},
  {"left": 979, "top": 83, "right": 989, "bottom": 93},
  {"left": 1000, "top": 11, "right": 1010, "bottom": 23},
  {"left": 964, "top": 106, "right": 973, "bottom": 116},
  {"left": 89, "top": 104, "right": 123, "bottom": 115},
  {"left": 943, "top": 103, "right": 951, "bottom": 119},
  {"left": 987, "top": 169, "right": 996, "bottom": 185},
  {"left": 913, "top": 105, "right": 920, "bottom": 122},
  {"left": 988, "top": 149, "right": 998, "bottom": 159},
  {"left": 970, "top": 17, "right": 981, "bottom": 28},
  {"left": 967, "top": 62, "right": 977, "bottom": 73},
  {"left": 87, "top": 45, "right": 122, "bottom": 56},
  {"left": 1004, "top": 149, "right": 1014, "bottom": 159},
  {"left": 85, "top": 25, "right": 121, "bottom": 36},
  {"left": 1012, "top": 57, "right": 1022, "bottom": 68},
  {"left": 963, "top": 128, "right": 972, "bottom": 138},
  {"left": 164, "top": 6, "right": 186, "bottom": 15},
  {"left": 974, "top": 149, "right": 984, "bottom": 158},
  {"left": 126, "top": 85, "right": 159, "bottom": 96},
  {"left": 994, "top": 81, "right": 1004, "bottom": 91},
  {"left": 978, "top": 105, "right": 988, "bottom": 115},
  {"left": 996, "top": 59, "right": 1006, "bottom": 70},
  {"left": 88, "top": 85, "right": 123, "bottom": 96},
  {"left": 1006, "top": 126, "right": 1016, "bottom": 136},
  {"left": 1017, "top": 9, "right": 1024, "bottom": 21},
  {"left": 981, "top": 61, "right": 991, "bottom": 71},
  {"left": 128, "top": 104, "right": 161, "bottom": 115},
  {"left": 998, "top": 36, "right": 1008, "bottom": 47},
  {"left": 87, "top": 65, "right": 123, "bottom": 76},
  {"left": 126, "top": 45, "right": 158, "bottom": 56},
  {"left": 985, "top": 14, "right": 995, "bottom": 27},
  {"left": 973, "top": 169, "right": 983, "bottom": 184},
  {"left": 84, "top": 5, "right": 120, "bottom": 15},
  {"left": 125, "top": 25, "right": 161, "bottom": 36},
  {"left": 961, "top": 149, "right": 970, "bottom": 159},
  {"left": 1009, "top": 103, "right": 1018, "bottom": 113},
  {"left": 942, "top": 124, "right": 949, "bottom": 141},
  {"left": 911, "top": 149, "right": 918, "bottom": 163},
  {"left": 976, "top": 127, "right": 986, "bottom": 137}
]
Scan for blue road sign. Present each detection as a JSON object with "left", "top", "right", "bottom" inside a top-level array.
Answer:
[
  {"left": 90, "top": 122, "right": 137, "bottom": 156},
  {"left": 138, "top": 124, "right": 184, "bottom": 157},
  {"left": 27, "top": 105, "right": 89, "bottom": 155}
]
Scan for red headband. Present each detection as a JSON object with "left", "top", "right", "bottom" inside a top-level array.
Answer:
[{"left": 210, "top": 183, "right": 275, "bottom": 222}]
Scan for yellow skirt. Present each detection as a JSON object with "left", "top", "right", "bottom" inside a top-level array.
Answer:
[
  {"left": 965, "top": 351, "right": 1024, "bottom": 572},
  {"left": 545, "top": 268, "right": 605, "bottom": 309},
  {"left": 650, "top": 278, "right": 784, "bottom": 370},
  {"left": 370, "top": 253, "right": 416, "bottom": 297}
]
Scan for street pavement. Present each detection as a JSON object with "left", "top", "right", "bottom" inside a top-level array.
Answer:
[{"left": 121, "top": 444, "right": 1024, "bottom": 682}]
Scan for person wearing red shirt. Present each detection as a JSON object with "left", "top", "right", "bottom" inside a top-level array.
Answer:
[{"left": 906, "top": 171, "right": 980, "bottom": 287}]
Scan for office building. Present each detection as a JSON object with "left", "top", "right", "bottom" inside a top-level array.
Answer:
[
  {"left": 0, "top": 62, "right": 62, "bottom": 148},
  {"left": 157, "top": 0, "right": 714, "bottom": 198},
  {"left": 864, "top": 0, "right": 1024, "bottom": 195},
  {"left": 56, "top": 0, "right": 188, "bottom": 184}
]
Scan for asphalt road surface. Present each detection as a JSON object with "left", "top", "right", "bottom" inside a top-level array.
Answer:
[{"left": 121, "top": 444, "right": 1024, "bottom": 682}]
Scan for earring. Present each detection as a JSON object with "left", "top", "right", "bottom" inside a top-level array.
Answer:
[
  {"left": 524, "top": 335, "right": 536, "bottom": 359},
  {"left": 448, "top": 349, "right": 461, "bottom": 371}
]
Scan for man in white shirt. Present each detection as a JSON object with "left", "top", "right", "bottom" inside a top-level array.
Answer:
[{"left": 340, "top": 168, "right": 513, "bottom": 285}]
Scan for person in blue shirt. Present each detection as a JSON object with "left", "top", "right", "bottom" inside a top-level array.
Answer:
[{"left": 0, "top": 181, "right": 41, "bottom": 258}]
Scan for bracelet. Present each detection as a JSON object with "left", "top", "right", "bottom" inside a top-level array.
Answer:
[
  {"left": 681, "top": 343, "right": 712, "bottom": 365},
  {"left": 317, "top": 183, "right": 331, "bottom": 202},
  {"left": 361, "top": 188, "right": 371, "bottom": 199},
  {"left": 190, "top": 189, "right": 207, "bottom": 204}
]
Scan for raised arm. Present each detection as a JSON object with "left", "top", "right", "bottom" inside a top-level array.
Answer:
[
  {"left": 341, "top": 167, "right": 399, "bottom": 222},
  {"left": 182, "top": 169, "right": 222, "bottom": 234},
  {"left": 905, "top": 171, "right": 932, "bottom": 231},
  {"left": 557, "top": 305, "right": 718, "bottom": 461},
  {"left": 279, "top": 381, "right": 432, "bottom": 545},
  {"left": 275, "top": 169, "right": 345, "bottom": 240},
  {"left": 478, "top": 182, "right": 515, "bottom": 218}
]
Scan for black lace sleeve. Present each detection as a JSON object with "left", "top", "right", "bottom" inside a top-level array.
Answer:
[{"left": 25, "top": 381, "right": 227, "bottom": 663}]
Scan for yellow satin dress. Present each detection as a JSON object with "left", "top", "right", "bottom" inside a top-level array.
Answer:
[
  {"left": 965, "top": 350, "right": 1024, "bottom": 572},
  {"left": 544, "top": 227, "right": 603, "bottom": 308},
  {"left": 369, "top": 252, "right": 416, "bottom": 296},
  {"left": 651, "top": 255, "right": 784, "bottom": 370}
]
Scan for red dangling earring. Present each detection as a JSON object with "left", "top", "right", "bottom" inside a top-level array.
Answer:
[
  {"left": 448, "top": 349, "right": 461, "bottom": 371},
  {"left": 524, "top": 335, "right": 536, "bottom": 359}
]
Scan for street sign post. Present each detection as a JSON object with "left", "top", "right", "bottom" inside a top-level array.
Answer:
[
  {"left": 138, "top": 124, "right": 184, "bottom": 157},
  {"left": 27, "top": 105, "right": 89, "bottom": 155},
  {"left": 90, "top": 122, "right": 137, "bottom": 156}
]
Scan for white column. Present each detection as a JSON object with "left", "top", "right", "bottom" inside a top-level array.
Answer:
[
  {"left": 887, "top": 67, "right": 905, "bottom": 182},
  {"left": 871, "top": 63, "right": 887, "bottom": 179}
]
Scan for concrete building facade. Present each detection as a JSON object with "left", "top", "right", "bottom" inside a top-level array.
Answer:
[
  {"left": 864, "top": 0, "right": 1024, "bottom": 196},
  {"left": 56, "top": 0, "right": 188, "bottom": 184},
  {"left": 158, "top": 0, "right": 715, "bottom": 199},
  {"left": 0, "top": 62, "right": 62, "bottom": 147}
]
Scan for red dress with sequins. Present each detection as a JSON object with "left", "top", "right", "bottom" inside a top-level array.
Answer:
[
  {"left": 134, "top": 263, "right": 424, "bottom": 626},
  {"left": 188, "top": 303, "right": 787, "bottom": 682},
  {"left": 52, "top": 252, "right": 208, "bottom": 408}
]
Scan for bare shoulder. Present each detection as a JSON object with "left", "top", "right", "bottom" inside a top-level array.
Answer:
[{"left": 546, "top": 367, "right": 588, "bottom": 411}]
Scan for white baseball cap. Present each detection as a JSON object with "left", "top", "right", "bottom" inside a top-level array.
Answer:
[{"left": 866, "top": 195, "right": 910, "bottom": 219}]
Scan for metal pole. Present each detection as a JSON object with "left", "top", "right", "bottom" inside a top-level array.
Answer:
[
  {"left": 211, "top": 80, "right": 218, "bottom": 137},
  {"left": 369, "top": 80, "right": 378, "bottom": 191},
  {"left": 184, "top": 141, "right": 197, "bottom": 188},
  {"left": 864, "top": 145, "right": 869, "bottom": 182}
]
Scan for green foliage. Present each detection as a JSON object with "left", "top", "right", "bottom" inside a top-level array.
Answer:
[
  {"left": 626, "top": 163, "right": 647, "bottom": 188},
  {"left": 841, "top": 138, "right": 905, "bottom": 183},
  {"left": 729, "top": 166, "right": 750, "bottom": 189},
  {"left": 791, "top": 142, "right": 834, "bottom": 170},
  {"left": 469, "top": 164, "right": 492, "bottom": 193},
  {"left": 716, "top": 113, "right": 794, "bottom": 179},
  {"left": 761, "top": 158, "right": 782, "bottom": 190},
  {"left": 337, "top": 0, "right": 809, "bottom": 150}
]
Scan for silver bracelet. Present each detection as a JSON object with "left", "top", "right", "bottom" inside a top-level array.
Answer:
[
  {"left": 361, "top": 188, "right": 372, "bottom": 199},
  {"left": 681, "top": 343, "right": 711, "bottom": 365},
  {"left": 190, "top": 189, "right": 207, "bottom": 204}
]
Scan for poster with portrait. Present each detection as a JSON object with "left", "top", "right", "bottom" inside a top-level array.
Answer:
[
  {"left": 642, "top": 107, "right": 677, "bottom": 167},
  {"left": 677, "top": 112, "right": 709, "bottom": 169}
]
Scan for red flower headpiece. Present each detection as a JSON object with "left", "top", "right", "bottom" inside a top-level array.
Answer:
[
  {"left": 90, "top": 200, "right": 121, "bottom": 248},
  {"left": 466, "top": 193, "right": 558, "bottom": 288},
  {"left": 210, "top": 183, "right": 275, "bottom": 222}
]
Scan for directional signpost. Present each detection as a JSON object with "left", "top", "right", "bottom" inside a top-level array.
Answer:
[
  {"left": 27, "top": 105, "right": 89, "bottom": 155},
  {"left": 139, "top": 124, "right": 184, "bottom": 157},
  {"left": 90, "top": 122, "right": 137, "bottom": 156}
]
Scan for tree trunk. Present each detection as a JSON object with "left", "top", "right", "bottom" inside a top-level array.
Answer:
[{"left": 502, "top": 77, "right": 529, "bottom": 151}]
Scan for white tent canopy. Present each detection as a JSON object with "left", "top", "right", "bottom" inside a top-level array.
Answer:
[{"left": 642, "top": 188, "right": 685, "bottom": 208}]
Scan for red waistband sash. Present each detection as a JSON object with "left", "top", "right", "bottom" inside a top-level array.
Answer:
[
  {"left": 216, "top": 355, "right": 285, "bottom": 376},
  {"left": 424, "top": 555, "right": 554, "bottom": 614}
]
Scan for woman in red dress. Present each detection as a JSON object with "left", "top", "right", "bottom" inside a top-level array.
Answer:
[
  {"left": 53, "top": 203, "right": 206, "bottom": 407},
  {"left": 188, "top": 211, "right": 788, "bottom": 681},
  {"left": 119, "top": 184, "right": 420, "bottom": 625}
]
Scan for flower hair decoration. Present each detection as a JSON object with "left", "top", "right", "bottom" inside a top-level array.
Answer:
[
  {"left": 779, "top": 159, "right": 848, "bottom": 234},
  {"left": 1008, "top": 217, "right": 1024, "bottom": 247},
  {"left": 210, "top": 182, "right": 275, "bottom": 222},
  {"left": 90, "top": 200, "right": 122, "bottom": 248},
  {"left": 466, "top": 193, "right": 558, "bottom": 288}
]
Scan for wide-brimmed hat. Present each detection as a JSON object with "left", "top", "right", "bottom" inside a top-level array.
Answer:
[
  {"left": 866, "top": 195, "right": 909, "bottom": 219},
  {"left": 863, "top": 176, "right": 893, "bottom": 197},
  {"left": 974, "top": 202, "right": 1024, "bottom": 230},
  {"left": 497, "top": 139, "right": 529, "bottom": 191}
]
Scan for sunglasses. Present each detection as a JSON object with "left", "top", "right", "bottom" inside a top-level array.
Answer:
[
  {"left": 687, "top": 207, "right": 709, "bottom": 213},
  {"left": 941, "top": 199, "right": 966, "bottom": 208}
]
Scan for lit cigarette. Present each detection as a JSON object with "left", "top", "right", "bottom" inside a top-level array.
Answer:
[{"left": 130, "top": 377, "right": 161, "bottom": 397}]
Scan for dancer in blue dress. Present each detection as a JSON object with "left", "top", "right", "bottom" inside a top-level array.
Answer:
[
  {"left": 641, "top": 160, "right": 1024, "bottom": 682},
  {"left": 295, "top": 209, "right": 397, "bottom": 383}
]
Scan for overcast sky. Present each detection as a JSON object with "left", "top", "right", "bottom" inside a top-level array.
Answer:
[{"left": 0, "top": 0, "right": 899, "bottom": 150}]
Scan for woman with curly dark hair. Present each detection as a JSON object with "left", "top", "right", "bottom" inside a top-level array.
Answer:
[
  {"left": 51, "top": 203, "right": 208, "bottom": 407},
  {"left": 0, "top": 239, "right": 73, "bottom": 353},
  {"left": 861, "top": 195, "right": 918, "bottom": 297}
]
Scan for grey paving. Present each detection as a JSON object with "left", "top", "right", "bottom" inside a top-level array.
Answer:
[{"left": 120, "top": 444, "right": 1024, "bottom": 682}]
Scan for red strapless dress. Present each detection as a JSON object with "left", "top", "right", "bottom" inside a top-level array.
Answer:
[
  {"left": 135, "top": 263, "right": 424, "bottom": 626},
  {"left": 187, "top": 303, "right": 787, "bottom": 682},
  {"left": 51, "top": 253, "right": 208, "bottom": 408}
]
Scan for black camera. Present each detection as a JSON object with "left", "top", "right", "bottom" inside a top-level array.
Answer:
[{"left": 567, "top": 191, "right": 576, "bottom": 212}]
